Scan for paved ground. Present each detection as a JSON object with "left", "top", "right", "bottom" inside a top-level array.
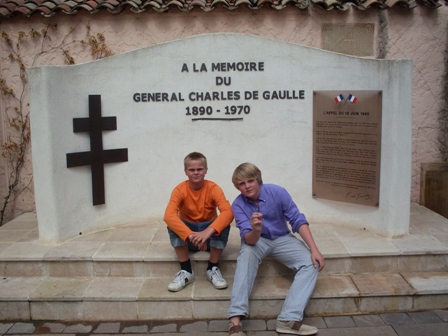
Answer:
[{"left": 1, "top": 310, "right": 448, "bottom": 336}]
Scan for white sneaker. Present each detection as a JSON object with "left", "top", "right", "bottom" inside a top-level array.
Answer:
[
  {"left": 206, "top": 266, "right": 228, "bottom": 289},
  {"left": 167, "top": 270, "right": 195, "bottom": 292},
  {"left": 276, "top": 320, "right": 318, "bottom": 335}
]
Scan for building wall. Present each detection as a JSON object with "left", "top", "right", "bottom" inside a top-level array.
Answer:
[{"left": 0, "top": 6, "right": 447, "bottom": 223}]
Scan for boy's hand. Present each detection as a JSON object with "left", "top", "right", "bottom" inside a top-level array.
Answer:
[
  {"left": 250, "top": 212, "right": 263, "bottom": 232},
  {"left": 188, "top": 227, "right": 215, "bottom": 249},
  {"left": 197, "top": 241, "right": 208, "bottom": 251},
  {"left": 311, "top": 249, "right": 325, "bottom": 272},
  {"left": 243, "top": 212, "right": 263, "bottom": 245}
]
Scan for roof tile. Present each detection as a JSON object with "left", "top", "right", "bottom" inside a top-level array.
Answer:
[
  {"left": 23, "top": 2, "right": 38, "bottom": 8},
  {"left": 1, "top": 2, "right": 19, "bottom": 10},
  {"left": 57, "top": 3, "right": 73, "bottom": 10},
  {"left": 36, "top": 4, "right": 54, "bottom": 12},
  {"left": 10, "top": 0, "right": 27, "bottom": 5},
  {"left": 41, "top": 1, "right": 57, "bottom": 7},
  {"left": 0, "top": 7, "right": 10, "bottom": 15},
  {"left": 0, "top": 0, "right": 444, "bottom": 19},
  {"left": 14, "top": 5, "right": 32, "bottom": 12},
  {"left": 385, "top": 0, "right": 417, "bottom": 7}
]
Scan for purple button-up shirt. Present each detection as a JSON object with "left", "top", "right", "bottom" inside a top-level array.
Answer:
[{"left": 232, "top": 184, "right": 309, "bottom": 242}]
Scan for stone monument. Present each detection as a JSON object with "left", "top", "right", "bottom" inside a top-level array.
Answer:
[{"left": 29, "top": 33, "right": 412, "bottom": 242}]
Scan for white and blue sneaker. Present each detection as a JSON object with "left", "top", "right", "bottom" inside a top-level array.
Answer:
[
  {"left": 167, "top": 270, "right": 195, "bottom": 292},
  {"left": 207, "top": 266, "right": 228, "bottom": 289}
]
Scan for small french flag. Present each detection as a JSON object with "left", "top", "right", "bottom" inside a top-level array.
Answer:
[
  {"left": 348, "top": 94, "right": 357, "bottom": 103},
  {"left": 334, "top": 94, "right": 344, "bottom": 103}
]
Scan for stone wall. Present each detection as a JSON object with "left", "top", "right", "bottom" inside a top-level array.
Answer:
[{"left": 0, "top": 6, "right": 447, "bottom": 223}]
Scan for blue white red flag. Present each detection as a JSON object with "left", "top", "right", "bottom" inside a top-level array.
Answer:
[
  {"left": 348, "top": 94, "right": 357, "bottom": 103},
  {"left": 334, "top": 94, "right": 344, "bottom": 103}
]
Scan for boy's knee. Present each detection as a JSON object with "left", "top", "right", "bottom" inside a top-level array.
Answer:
[
  {"left": 296, "top": 263, "right": 319, "bottom": 277},
  {"left": 238, "top": 247, "right": 261, "bottom": 263},
  {"left": 210, "top": 239, "right": 227, "bottom": 250}
]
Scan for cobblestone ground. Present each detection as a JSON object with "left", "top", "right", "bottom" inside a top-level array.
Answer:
[{"left": 1, "top": 310, "right": 448, "bottom": 336}]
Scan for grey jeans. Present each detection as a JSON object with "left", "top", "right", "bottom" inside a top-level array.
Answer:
[{"left": 227, "top": 233, "right": 319, "bottom": 321}]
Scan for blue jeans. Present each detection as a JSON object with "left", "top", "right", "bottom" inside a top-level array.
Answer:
[
  {"left": 167, "top": 219, "right": 230, "bottom": 251},
  {"left": 227, "top": 233, "right": 318, "bottom": 321}
]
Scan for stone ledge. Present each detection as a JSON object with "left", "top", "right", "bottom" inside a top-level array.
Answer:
[{"left": 1, "top": 272, "right": 447, "bottom": 303}]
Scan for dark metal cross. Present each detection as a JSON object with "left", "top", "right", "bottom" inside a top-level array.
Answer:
[{"left": 66, "top": 95, "right": 128, "bottom": 206}]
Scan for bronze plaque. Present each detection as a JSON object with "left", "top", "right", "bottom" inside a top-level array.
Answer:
[{"left": 313, "top": 91, "right": 382, "bottom": 207}]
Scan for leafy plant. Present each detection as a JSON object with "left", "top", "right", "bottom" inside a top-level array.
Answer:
[{"left": 0, "top": 23, "right": 113, "bottom": 225}]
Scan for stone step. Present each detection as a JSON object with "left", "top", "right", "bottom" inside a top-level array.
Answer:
[
  {"left": 1, "top": 253, "right": 448, "bottom": 277},
  {"left": 1, "top": 204, "right": 447, "bottom": 321},
  {"left": 1, "top": 271, "right": 448, "bottom": 321},
  {"left": 1, "top": 206, "right": 447, "bottom": 270}
]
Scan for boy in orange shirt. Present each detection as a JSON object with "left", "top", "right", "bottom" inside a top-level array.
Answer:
[{"left": 164, "top": 152, "right": 234, "bottom": 292}]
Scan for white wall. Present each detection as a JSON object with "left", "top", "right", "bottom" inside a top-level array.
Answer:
[{"left": 29, "top": 34, "right": 412, "bottom": 242}]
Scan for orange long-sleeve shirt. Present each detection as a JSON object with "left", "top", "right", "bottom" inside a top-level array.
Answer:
[{"left": 163, "top": 180, "right": 234, "bottom": 242}]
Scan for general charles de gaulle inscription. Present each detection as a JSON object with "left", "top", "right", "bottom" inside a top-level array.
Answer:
[
  {"left": 131, "top": 61, "right": 305, "bottom": 120},
  {"left": 313, "top": 91, "right": 382, "bottom": 207}
]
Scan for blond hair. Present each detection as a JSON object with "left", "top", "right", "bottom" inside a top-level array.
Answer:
[{"left": 232, "top": 162, "right": 263, "bottom": 188}]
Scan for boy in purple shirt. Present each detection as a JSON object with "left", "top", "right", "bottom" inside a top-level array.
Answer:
[{"left": 227, "top": 163, "right": 325, "bottom": 336}]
